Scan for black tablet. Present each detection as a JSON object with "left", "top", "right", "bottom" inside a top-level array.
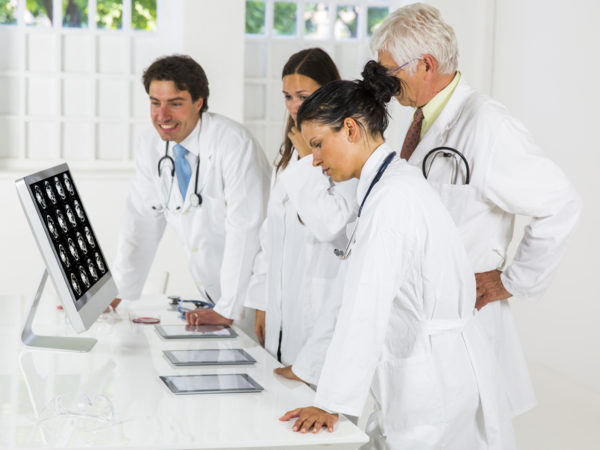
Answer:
[
  {"left": 155, "top": 324, "right": 238, "bottom": 339},
  {"left": 163, "top": 349, "right": 256, "bottom": 366},
  {"left": 159, "top": 374, "right": 263, "bottom": 395}
]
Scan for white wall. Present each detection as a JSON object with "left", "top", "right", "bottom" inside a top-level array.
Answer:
[
  {"left": 491, "top": 0, "right": 600, "bottom": 393},
  {"left": 181, "top": 0, "right": 245, "bottom": 122}
]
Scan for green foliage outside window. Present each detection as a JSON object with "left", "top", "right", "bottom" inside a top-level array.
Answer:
[
  {"left": 63, "top": 0, "right": 88, "bottom": 27},
  {"left": 304, "top": 3, "right": 319, "bottom": 35},
  {"left": 273, "top": 2, "right": 296, "bottom": 36},
  {"left": 97, "top": 0, "right": 122, "bottom": 29},
  {"left": 336, "top": 5, "right": 357, "bottom": 39},
  {"left": 245, "top": 1, "right": 265, "bottom": 34},
  {"left": 132, "top": 0, "right": 156, "bottom": 31},
  {"left": 26, "top": 0, "right": 53, "bottom": 25},
  {"left": 0, "top": 0, "right": 17, "bottom": 24},
  {"left": 367, "top": 6, "right": 388, "bottom": 36}
]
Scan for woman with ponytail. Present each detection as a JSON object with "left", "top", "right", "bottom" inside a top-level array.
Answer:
[
  {"left": 245, "top": 48, "right": 358, "bottom": 385},
  {"left": 280, "top": 61, "right": 513, "bottom": 450}
]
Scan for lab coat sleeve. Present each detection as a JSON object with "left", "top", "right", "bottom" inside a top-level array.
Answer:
[
  {"left": 484, "top": 116, "right": 582, "bottom": 299},
  {"left": 212, "top": 137, "right": 269, "bottom": 320},
  {"left": 292, "top": 265, "right": 345, "bottom": 385},
  {"left": 314, "top": 194, "right": 407, "bottom": 416},
  {"left": 278, "top": 154, "right": 358, "bottom": 242},
  {"left": 111, "top": 133, "right": 167, "bottom": 299},
  {"left": 244, "top": 216, "right": 269, "bottom": 311}
]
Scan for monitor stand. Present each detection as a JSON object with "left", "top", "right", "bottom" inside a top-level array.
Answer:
[{"left": 21, "top": 270, "right": 97, "bottom": 352}]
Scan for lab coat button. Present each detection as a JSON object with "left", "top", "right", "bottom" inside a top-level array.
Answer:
[{"left": 192, "top": 247, "right": 198, "bottom": 252}]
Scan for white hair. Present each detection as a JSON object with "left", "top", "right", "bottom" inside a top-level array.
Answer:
[{"left": 370, "top": 3, "right": 458, "bottom": 74}]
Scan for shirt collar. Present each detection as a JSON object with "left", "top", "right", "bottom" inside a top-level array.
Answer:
[
  {"left": 356, "top": 142, "right": 393, "bottom": 205},
  {"left": 420, "top": 71, "right": 461, "bottom": 139},
  {"left": 173, "top": 115, "right": 204, "bottom": 156}
]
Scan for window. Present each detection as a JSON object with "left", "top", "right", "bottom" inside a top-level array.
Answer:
[
  {"left": 0, "top": 0, "right": 162, "bottom": 167},
  {"left": 243, "top": 0, "right": 392, "bottom": 162}
]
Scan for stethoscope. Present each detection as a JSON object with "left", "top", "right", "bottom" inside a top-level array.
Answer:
[
  {"left": 168, "top": 295, "right": 215, "bottom": 320},
  {"left": 334, "top": 151, "right": 397, "bottom": 260},
  {"left": 154, "top": 141, "right": 203, "bottom": 211},
  {"left": 421, "top": 146, "right": 470, "bottom": 185}
]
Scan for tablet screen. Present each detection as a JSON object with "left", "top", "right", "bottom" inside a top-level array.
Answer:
[
  {"left": 155, "top": 324, "right": 238, "bottom": 339},
  {"left": 164, "top": 349, "right": 256, "bottom": 366},
  {"left": 160, "top": 374, "right": 263, "bottom": 394}
]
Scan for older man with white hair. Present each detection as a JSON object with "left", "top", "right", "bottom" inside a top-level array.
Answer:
[{"left": 371, "top": 2, "right": 581, "bottom": 420}]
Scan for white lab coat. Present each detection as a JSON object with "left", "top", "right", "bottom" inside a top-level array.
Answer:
[
  {"left": 112, "top": 113, "right": 270, "bottom": 320},
  {"left": 315, "top": 144, "right": 513, "bottom": 450},
  {"left": 245, "top": 151, "right": 357, "bottom": 378},
  {"left": 406, "top": 77, "right": 582, "bottom": 415}
]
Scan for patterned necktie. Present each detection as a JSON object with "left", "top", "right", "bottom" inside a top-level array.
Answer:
[
  {"left": 173, "top": 144, "right": 192, "bottom": 200},
  {"left": 400, "top": 107, "right": 424, "bottom": 161}
]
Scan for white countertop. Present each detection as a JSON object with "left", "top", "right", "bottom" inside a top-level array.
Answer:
[{"left": 0, "top": 294, "right": 368, "bottom": 449}]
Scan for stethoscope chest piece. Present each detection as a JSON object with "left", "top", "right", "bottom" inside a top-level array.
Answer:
[{"left": 190, "top": 193, "right": 202, "bottom": 207}]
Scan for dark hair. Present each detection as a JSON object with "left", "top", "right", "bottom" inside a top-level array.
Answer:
[
  {"left": 276, "top": 48, "right": 341, "bottom": 174},
  {"left": 143, "top": 55, "right": 209, "bottom": 115},
  {"left": 297, "top": 60, "right": 400, "bottom": 139}
]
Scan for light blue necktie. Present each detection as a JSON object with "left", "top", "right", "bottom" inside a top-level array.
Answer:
[{"left": 173, "top": 144, "right": 192, "bottom": 200}]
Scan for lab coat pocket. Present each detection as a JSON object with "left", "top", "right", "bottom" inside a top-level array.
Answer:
[
  {"left": 200, "top": 193, "right": 226, "bottom": 234},
  {"left": 372, "top": 355, "right": 444, "bottom": 431},
  {"left": 432, "top": 183, "right": 480, "bottom": 228}
]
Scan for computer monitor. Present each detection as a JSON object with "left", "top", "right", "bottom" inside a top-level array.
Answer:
[{"left": 15, "top": 163, "right": 117, "bottom": 352}]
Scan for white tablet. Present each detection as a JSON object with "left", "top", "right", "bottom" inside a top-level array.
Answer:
[
  {"left": 155, "top": 324, "right": 238, "bottom": 339},
  {"left": 160, "top": 374, "right": 264, "bottom": 395},
  {"left": 163, "top": 349, "right": 256, "bottom": 366}
]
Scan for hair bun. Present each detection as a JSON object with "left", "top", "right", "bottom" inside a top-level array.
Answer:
[{"left": 360, "top": 60, "right": 401, "bottom": 104}]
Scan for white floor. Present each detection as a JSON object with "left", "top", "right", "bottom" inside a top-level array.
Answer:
[{"left": 513, "top": 362, "right": 600, "bottom": 450}]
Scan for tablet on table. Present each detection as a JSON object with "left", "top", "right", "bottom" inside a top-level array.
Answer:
[
  {"left": 163, "top": 349, "right": 256, "bottom": 366},
  {"left": 159, "top": 374, "right": 263, "bottom": 394}
]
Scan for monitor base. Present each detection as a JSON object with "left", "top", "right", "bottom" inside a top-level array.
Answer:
[{"left": 21, "top": 270, "right": 97, "bottom": 352}]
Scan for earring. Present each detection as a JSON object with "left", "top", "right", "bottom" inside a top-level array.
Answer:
[{"left": 348, "top": 137, "right": 352, "bottom": 142}]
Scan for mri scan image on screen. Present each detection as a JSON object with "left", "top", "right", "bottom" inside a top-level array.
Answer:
[
  {"left": 16, "top": 164, "right": 117, "bottom": 348},
  {"left": 26, "top": 170, "right": 109, "bottom": 304}
]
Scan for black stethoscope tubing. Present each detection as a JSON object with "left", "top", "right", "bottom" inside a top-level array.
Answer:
[
  {"left": 358, "top": 151, "right": 397, "bottom": 217},
  {"left": 334, "top": 151, "right": 397, "bottom": 259},
  {"left": 156, "top": 141, "right": 203, "bottom": 208},
  {"left": 421, "top": 146, "right": 470, "bottom": 184}
]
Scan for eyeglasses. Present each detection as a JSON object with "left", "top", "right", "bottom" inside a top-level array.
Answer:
[
  {"left": 37, "top": 392, "right": 114, "bottom": 432},
  {"left": 386, "top": 58, "right": 420, "bottom": 76}
]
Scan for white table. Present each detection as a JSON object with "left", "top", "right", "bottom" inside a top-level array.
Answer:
[{"left": 0, "top": 294, "right": 368, "bottom": 449}]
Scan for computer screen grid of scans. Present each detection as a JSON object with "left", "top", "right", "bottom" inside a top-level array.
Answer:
[{"left": 26, "top": 167, "right": 109, "bottom": 310}]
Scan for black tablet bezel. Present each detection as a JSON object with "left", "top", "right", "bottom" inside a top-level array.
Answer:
[
  {"left": 163, "top": 349, "right": 256, "bottom": 366},
  {"left": 159, "top": 373, "right": 264, "bottom": 395}
]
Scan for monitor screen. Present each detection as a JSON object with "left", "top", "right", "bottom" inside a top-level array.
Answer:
[
  {"left": 16, "top": 164, "right": 117, "bottom": 333},
  {"left": 29, "top": 171, "right": 108, "bottom": 308}
]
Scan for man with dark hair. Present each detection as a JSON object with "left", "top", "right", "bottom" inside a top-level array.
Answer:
[{"left": 111, "top": 54, "right": 270, "bottom": 328}]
